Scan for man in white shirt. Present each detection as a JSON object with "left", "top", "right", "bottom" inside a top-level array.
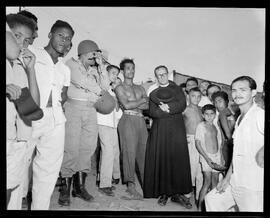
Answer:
[
  {"left": 97, "top": 65, "right": 122, "bottom": 196},
  {"left": 30, "top": 20, "right": 74, "bottom": 210},
  {"left": 17, "top": 9, "right": 39, "bottom": 208},
  {"left": 6, "top": 14, "right": 40, "bottom": 209},
  {"left": 205, "top": 76, "right": 264, "bottom": 212}
]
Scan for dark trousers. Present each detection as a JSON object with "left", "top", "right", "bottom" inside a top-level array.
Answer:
[{"left": 117, "top": 114, "right": 148, "bottom": 186}]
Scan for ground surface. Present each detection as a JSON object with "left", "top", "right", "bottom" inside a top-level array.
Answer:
[{"left": 49, "top": 169, "right": 198, "bottom": 212}]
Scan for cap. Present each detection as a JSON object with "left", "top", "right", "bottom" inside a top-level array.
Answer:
[{"left": 77, "top": 40, "right": 100, "bottom": 55}]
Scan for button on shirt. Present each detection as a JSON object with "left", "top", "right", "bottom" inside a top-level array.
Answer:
[
  {"left": 230, "top": 103, "right": 264, "bottom": 191},
  {"left": 65, "top": 57, "right": 102, "bottom": 103},
  {"left": 30, "top": 47, "right": 70, "bottom": 125}
]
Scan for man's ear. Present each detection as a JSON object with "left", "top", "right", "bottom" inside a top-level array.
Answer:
[
  {"left": 251, "top": 89, "right": 257, "bottom": 98},
  {"left": 48, "top": 32, "right": 52, "bottom": 39}
]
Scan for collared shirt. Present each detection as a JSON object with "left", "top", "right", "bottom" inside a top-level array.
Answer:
[
  {"left": 230, "top": 103, "right": 264, "bottom": 191},
  {"left": 65, "top": 57, "right": 103, "bottom": 103},
  {"left": 30, "top": 46, "right": 70, "bottom": 125}
]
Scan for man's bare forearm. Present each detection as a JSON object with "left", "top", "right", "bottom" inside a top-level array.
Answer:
[
  {"left": 138, "top": 102, "right": 149, "bottom": 110},
  {"left": 120, "top": 98, "right": 146, "bottom": 110},
  {"left": 26, "top": 68, "right": 40, "bottom": 106}
]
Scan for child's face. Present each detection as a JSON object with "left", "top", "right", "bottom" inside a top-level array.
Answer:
[
  {"left": 207, "top": 86, "right": 220, "bottom": 102},
  {"left": 203, "top": 109, "right": 216, "bottom": 123},
  {"left": 108, "top": 68, "right": 119, "bottom": 83},
  {"left": 189, "top": 91, "right": 201, "bottom": 105},
  {"left": 214, "top": 96, "right": 227, "bottom": 111},
  {"left": 199, "top": 81, "right": 210, "bottom": 96},
  {"left": 186, "top": 81, "right": 197, "bottom": 93}
]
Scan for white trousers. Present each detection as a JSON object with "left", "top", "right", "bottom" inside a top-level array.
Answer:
[
  {"left": 7, "top": 141, "right": 27, "bottom": 210},
  {"left": 98, "top": 125, "right": 120, "bottom": 188},
  {"left": 22, "top": 140, "right": 36, "bottom": 197},
  {"left": 205, "top": 184, "right": 263, "bottom": 212},
  {"left": 186, "top": 134, "right": 200, "bottom": 186},
  {"left": 31, "top": 108, "right": 65, "bottom": 210}
]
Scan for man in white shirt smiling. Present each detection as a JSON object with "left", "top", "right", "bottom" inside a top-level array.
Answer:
[{"left": 205, "top": 76, "right": 264, "bottom": 212}]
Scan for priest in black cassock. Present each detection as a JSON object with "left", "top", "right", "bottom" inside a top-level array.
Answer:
[{"left": 143, "top": 65, "right": 192, "bottom": 208}]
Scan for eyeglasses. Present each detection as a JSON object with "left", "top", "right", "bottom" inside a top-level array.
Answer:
[{"left": 156, "top": 72, "right": 168, "bottom": 78}]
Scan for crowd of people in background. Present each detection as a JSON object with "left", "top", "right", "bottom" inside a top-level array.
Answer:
[{"left": 6, "top": 10, "right": 265, "bottom": 212}]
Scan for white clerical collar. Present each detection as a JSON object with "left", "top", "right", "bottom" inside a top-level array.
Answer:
[{"left": 159, "top": 83, "right": 170, "bottom": 87}]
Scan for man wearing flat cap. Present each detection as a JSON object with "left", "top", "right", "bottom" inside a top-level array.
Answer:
[
  {"left": 58, "top": 39, "right": 108, "bottom": 206},
  {"left": 143, "top": 65, "right": 193, "bottom": 208}
]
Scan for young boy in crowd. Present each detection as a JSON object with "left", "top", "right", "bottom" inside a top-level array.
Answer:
[
  {"left": 212, "top": 91, "right": 236, "bottom": 168},
  {"left": 185, "top": 77, "right": 199, "bottom": 105},
  {"left": 182, "top": 87, "right": 203, "bottom": 201},
  {"left": 97, "top": 65, "right": 122, "bottom": 197},
  {"left": 198, "top": 80, "right": 212, "bottom": 107},
  {"left": 195, "top": 104, "right": 224, "bottom": 211}
]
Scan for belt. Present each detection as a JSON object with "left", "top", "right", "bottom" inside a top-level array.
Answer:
[
  {"left": 123, "top": 110, "right": 144, "bottom": 117},
  {"left": 67, "top": 98, "right": 94, "bottom": 107}
]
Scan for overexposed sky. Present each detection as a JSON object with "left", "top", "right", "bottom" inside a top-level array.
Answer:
[{"left": 6, "top": 7, "right": 265, "bottom": 91}]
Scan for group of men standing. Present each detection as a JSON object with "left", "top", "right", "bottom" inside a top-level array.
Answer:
[{"left": 6, "top": 9, "right": 264, "bottom": 212}]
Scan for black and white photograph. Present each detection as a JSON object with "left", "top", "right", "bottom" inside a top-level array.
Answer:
[{"left": 5, "top": 6, "right": 266, "bottom": 214}]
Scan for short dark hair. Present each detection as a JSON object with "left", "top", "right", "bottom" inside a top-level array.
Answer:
[
  {"left": 189, "top": 87, "right": 201, "bottom": 94},
  {"left": 50, "top": 20, "right": 74, "bottom": 36},
  {"left": 18, "top": 10, "right": 38, "bottom": 24},
  {"left": 119, "top": 58, "right": 135, "bottom": 71},
  {"left": 179, "top": 83, "right": 186, "bottom": 88},
  {"left": 154, "top": 65, "right": 169, "bottom": 76},
  {"left": 200, "top": 80, "right": 211, "bottom": 86},
  {"left": 186, "top": 77, "right": 198, "bottom": 86},
  {"left": 106, "top": 65, "right": 120, "bottom": 72},
  {"left": 202, "top": 104, "right": 216, "bottom": 114},
  {"left": 6, "top": 13, "right": 35, "bottom": 33},
  {"left": 206, "top": 84, "right": 221, "bottom": 96},
  {"left": 212, "top": 91, "right": 229, "bottom": 106},
  {"left": 231, "top": 76, "right": 257, "bottom": 90}
]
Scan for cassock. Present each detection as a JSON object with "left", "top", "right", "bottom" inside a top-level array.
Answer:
[{"left": 143, "top": 81, "right": 192, "bottom": 198}]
